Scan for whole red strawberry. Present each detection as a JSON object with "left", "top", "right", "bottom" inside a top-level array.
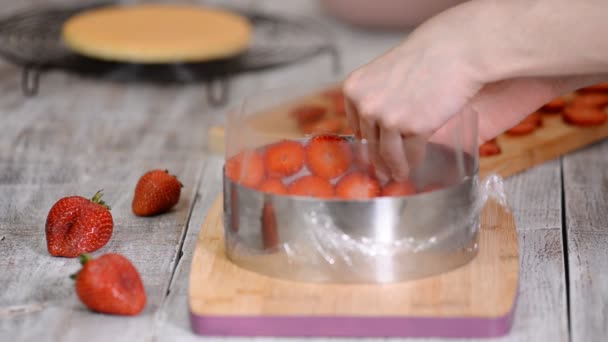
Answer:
[
  {"left": 72, "top": 253, "right": 146, "bottom": 316},
  {"left": 46, "top": 191, "right": 113, "bottom": 258},
  {"left": 132, "top": 169, "right": 182, "bottom": 216}
]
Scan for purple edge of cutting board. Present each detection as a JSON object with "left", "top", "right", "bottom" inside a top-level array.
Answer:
[{"left": 189, "top": 292, "right": 518, "bottom": 338}]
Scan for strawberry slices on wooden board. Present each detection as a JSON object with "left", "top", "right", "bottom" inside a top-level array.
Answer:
[{"left": 212, "top": 82, "right": 608, "bottom": 179}]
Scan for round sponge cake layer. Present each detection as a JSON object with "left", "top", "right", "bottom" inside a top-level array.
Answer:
[{"left": 62, "top": 4, "right": 252, "bottom": 63}]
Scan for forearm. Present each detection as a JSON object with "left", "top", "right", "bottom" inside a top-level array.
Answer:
[{"left": 461, "top": 0, "right": 608, "bottom": 82}]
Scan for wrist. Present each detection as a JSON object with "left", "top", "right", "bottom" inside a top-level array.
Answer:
[{"left": 464, "top": 0, "right": 608, "bottom": 82}]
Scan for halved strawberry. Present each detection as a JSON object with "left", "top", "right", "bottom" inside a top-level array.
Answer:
[
  {"left": 506, "top": 122, "right": 537, "bottom": 135},
  {"left": 540, "top": 97, "right": 566, "bottom": 113},
  {"left": 341, "top": 126, "right": 355, "bottom": 135},
  {"left": 261, "top": 202, "right": 279, "bottom": 250},
  {"left": 291, "top": 105, "right": 327, "bottom": 125},
  {"left": 570, "top": 93, "right": 608, "bottom": 108},
  {"left": 225, "top": 150, "right": 265, "bottom": 188},
  {"left": 333, "top": 98, "right": 346, "bottom": 116},
  {"left": 302, "top": 117, "right": 345, "bottom": 135},
  {"left": 381, "top": 180, "right": 416, "bottom": 197},
  {"left": 563, "top": 106, "right": 607, "bottom": 126},
  {"left": 506, "top": 113, "right": 541, "bottom": 136},
  {"left": 258, "top": 178, "right": 288, "bottom": 195},
  {"left": 335, "top": 172, "right": 381, "bottom": 199},
  {"left": 578, "top": 83, "right": 608, "bottom": 93},
  {"left": 287, "top": 175, "right": 334, "bottom": 198},
  {"left": 264, "top": 140, "right": 305, "bottom": 177},
  {"left": 522, "top": 112, "right": 543, "bottom": 126},
  {"left": 321, "top": 88, "right": 343, "bottom": 101},
  {"left": 305, "top": 135, "right": 353, "bottom": 179},
  {"left": 479, "top": 139, "right": 501, "bottom": 157}
]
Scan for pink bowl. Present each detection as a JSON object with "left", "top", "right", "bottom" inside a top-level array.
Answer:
[{"left": 320, "top": 0, "right": 467, "bottom": 28}]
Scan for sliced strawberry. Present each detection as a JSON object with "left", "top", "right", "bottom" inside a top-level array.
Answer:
[
  {"left": 287, "top": 175, "right": 334, "bottom": 198},
  {"left": 258, "top": 178, "right": 288, "bottom": 195},
  {"left": 522, "top": 112, "right": 543, "bottom": 126},
  {"left": 570, "top": 93, "right": 608, "bottom": 108},
  {"left": 540, "top": 97, "right": 566, "bottom": 113},
  {"left": 479, "top": 140, "right": 501, "bottom": 157},
  {"left": 264, "top": 140, "right": 305, "bottom": 177},
  {"left": 341, "top": 125, "right": 355, "bottom": 135},
  {"left": 303, "top": 117, "right": 345, "bottom": 135},
  {"left": 321, "top": 88, "right": 343, "bottom": 101},
  {"left": 330, "top": 94, "right": 347, "bottom": 116},
  {"left": 335, "top": 172, "right": 381, "bottom": 199},
  {"left": 578, "top": 82, "right": 608, "bottom": 93},
  {"left": 305, "top": 135, "right": 353, "bottom": 179},
  {"left": 381, "top": 180, "right": 416, "bottom": 197},
  {"left": 506, "top": 122, "right": 537, "bottom": 136},
  {"left": 563, "top": 106, "right": 607, "bottom": 127},
  {"left": 261, "top": 202, "right": 279, "bottom": 250},
  {"left": 225, "top": 150, "right": 265, "bottom": 188},
  {"left": 291, "top": 105, "right": 327, "bottom": 125},
  {"left": 506, "top": 113, "right": 542, "bottom": 135}
]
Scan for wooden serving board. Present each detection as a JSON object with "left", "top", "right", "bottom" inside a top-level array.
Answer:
[
  {"left": 189, "top": 197, "right": 519, "bottom": 338},
  {"left": 208, "top": 86, "right": 608, "bottom": 178}
]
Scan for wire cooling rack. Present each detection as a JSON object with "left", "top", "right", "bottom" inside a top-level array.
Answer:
[{"left": 0, "top": 2, "right": 341, "bottom": 105}]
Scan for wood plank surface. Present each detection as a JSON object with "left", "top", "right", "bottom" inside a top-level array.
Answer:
[
  {"left": 0, "top": 0, "right": 588, "bottom": 341},
  {"left": 563, "top": 139, "right": 608, "bottom": 342}
]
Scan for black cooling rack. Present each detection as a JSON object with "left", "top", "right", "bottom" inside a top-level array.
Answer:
[{"left": 0, "top": 2, "right": 341, "bottom": 105}]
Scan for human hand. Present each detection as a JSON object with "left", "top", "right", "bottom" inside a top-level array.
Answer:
[{"left": 343, "top": 0, "right": 608, "bottom": 181}]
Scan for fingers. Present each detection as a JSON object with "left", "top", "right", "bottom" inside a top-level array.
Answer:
[
  {"left": 379, "top": 128, "right": 410, "bottom": 181},
  {"left": 403, "top": 134, "right": 427, "bottom": 172},
  {"left": 359, "top": 116, "right": 390, "bottom": 181},
  {"left": 344, "top": 97, "right": 361, "bottom": 138}
]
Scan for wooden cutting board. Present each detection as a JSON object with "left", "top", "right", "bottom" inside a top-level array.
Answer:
[
  {"left": 190, "top": 85, "right": 606, "bottom": 337},
  {"left": 207, "top": 86, "right": 608, "bottom": 178},
  {"left": 189, "top": 197, "right": 518, "bottom": 338}
]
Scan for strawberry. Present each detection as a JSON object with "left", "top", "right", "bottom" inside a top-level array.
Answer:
[
  {"left": 341, "top": 125, "right": 355, "bottom": 135},
  {"left": 479, "top": 139, "right": 502, "bottom": 157},
  {"left": 578, "top": 83, "right": 608, "bottom": 93},
  {"left": 322, "top": 88, "right": 346, "bottom": 116},
  {"left": 287, "top": 175, "right": 334, "bottom": 198},
  {"left": 291, "top": 105, "right": 327, "bottom": 125},
  {"left": 132, "top": 169, "right": 182, "bottom": 217},
  {"left": 305, "top": 135, "right": 353, "bottom": 179},
  {"left": 522, "top": 112, "right": 543, "bottom": 127},
  {"left": 506, "top": 122, "right": 537, "bottom": 135},
  {"left": 264, "top": 140, "right": 305, "bottom": 177},
  {"left": 506, "top": 114, "right": 541, "bottom": 136},
  {"left": 321, "top": 88, "right": 343, "bottom": 101},
  {"left": 261, "top": 202, "right": 279, "bottom": 250},
  {"left": 72, "top": 253, "right": 146, "bottom": 316},
  {"left": 45, "top": 191, "right": 113, "bottom": 258},
  {"left": 540, "top": 97, "right": 566, "bottom": 113},
  {"left": 303, "top": 117, "right": 345, "bottom": 135},
  {"left": 335, "top": 172, "right": 381, "bottom": 199},
  {"left": 258, "top": 178, "right": 288, "bottom": 195},
  {"left": 332, "top": 97, "right": 346, "bottom": 117},
  {"left": 563, "top": 105, "right": 607, "bottom": 126},
  {"left": 381, "top": 180, "right": 416, "bottom": 197},
  {"left": 225, "top": 150, "right": 265, "bottom": 188},
  {"left": 570, "top": 93, "right": 608, "bottom": 108}
]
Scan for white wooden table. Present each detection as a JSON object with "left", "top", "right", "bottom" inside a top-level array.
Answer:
[{"left": 0, "top": 1, "right": 606, "bottom": 341}]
